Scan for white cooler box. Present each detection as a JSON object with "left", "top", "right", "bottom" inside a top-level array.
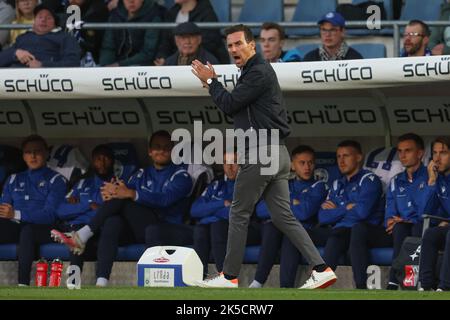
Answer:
[{"left": 137, "top": 246, "right": 203, "bottom": 287}]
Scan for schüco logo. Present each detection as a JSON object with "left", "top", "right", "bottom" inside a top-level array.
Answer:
[{"left": 153, "top": 257, "right": 170, "bottom": 263}]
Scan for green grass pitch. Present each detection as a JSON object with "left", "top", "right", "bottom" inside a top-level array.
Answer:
[{"left": 0, "top": 287, "right": 449, "bottom": 300}]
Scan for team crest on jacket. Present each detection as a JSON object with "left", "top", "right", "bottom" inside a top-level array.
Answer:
[{"left": 39, "top": 181, "right": 46, "bottom": 188}]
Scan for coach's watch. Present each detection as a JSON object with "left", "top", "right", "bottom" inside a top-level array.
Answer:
[{"left": 206, "top": 78, "right": 213, "bottom": 85}]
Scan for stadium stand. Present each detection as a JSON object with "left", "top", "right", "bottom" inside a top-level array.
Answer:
[
  {"left": 351, "top": 43, "right": 387, "bottom": 58},
  {"left": 238, "top": 0, "right": 284, "bottom": 35},
  {"left": 287, "top": 0, "right": 338, "bottom": 37},
  {"left": 399, "top": 0, "right": 442, "bottom": 22},
  {"left": 210, "top": 0, "right": 231, "bottom": 22},
  {"left": 352, "top": 0, "right": 394, "bottom": 20}
]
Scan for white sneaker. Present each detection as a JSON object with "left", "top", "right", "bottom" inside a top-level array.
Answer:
[
  {"left": 299, "top": 267, "right": 337, "bottom": 289},
  {"left": 436, "top": 288, "right": 444, "bottom": 292},
  {"left": 96, "top": 277, "right": 109, "bottom": 287},
  {"left": 249, "top": 280, "right": 263, "bottom": 288},
  {"left": 196, "top": 273, "right": 238, "bottom": 288}
]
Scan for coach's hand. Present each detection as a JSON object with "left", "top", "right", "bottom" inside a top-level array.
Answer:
[{"left": 191, "top": 60, "right": 217, "bottom": 86}]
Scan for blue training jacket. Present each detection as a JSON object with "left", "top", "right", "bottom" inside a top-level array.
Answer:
[
  {"left": 256, "top": 178, "right": 328, "bottom": 229},
  {"left": 127, "top": 163, "right": 192, "bottom": 225},
  {"left": 1, "top": 167, "right": 67, "bottom": 224},
  {"left": 385, "top": 165, "right": 428, "bottom": 226},
  {"left": 190, "top": 178, "right": 235, "bottom": 224},
  {"left": 56, "top": 175, "right": 110, "bottom": 225},
  {"left": 319, "top": 169, "right": 383, "bottom": 228},
  {"left": 419, "top": 173, "right": 450, "bottom": 219}
]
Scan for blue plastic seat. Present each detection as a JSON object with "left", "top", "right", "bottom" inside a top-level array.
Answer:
[
  {"left": 369, "top": 247, "right": 393, "bottom": 266},
  {"left": 400, "top": 0, "right": 442, "bottom": 22},
  {"left": 238, "top": 0, "right": 284, "bottom": 22},
  {"left": 287, "top": 0, "right": 337, "bottom": 37},
  {"left": 243, "top": 245, "right": 261, "bottom": 263},
  {"left": 40, "top": 243, "right": 70, "bottom": 260},
  {"left": 210, "top": 0, "right": 231, "bottom": 22},
  {"left": 293, "top": 43, "right": 320, "bottom": 60},
  {"left": 116, "top": 244, "right": 147, "bottom": 261},
  {"left": 0, "top": 244, "right": 17, "bottom": 260},
  {"left": 351, "top": 43, "right": 387, "bottom": 59}
]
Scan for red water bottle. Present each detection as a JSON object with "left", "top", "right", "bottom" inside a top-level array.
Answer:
[
  {"left": 49, "top": 258, "right": 63, "bottom": 287},
  {"left": 35, "top": 258, "right": 48, "bottom": 287}
]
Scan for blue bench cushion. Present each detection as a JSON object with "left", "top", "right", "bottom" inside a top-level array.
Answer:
[
  {"left": 0, "top": 244, "right": 17, "bottom": 260},
  {"left": 0, "top": 244, "right": 394, "bottom": 267}
]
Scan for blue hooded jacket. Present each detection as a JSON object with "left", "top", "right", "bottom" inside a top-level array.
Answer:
[
  {"left": 1, "top": 167, "right": 66, "bottom": 224},
  {"left": 56, "top": 174, "right": 110, "bottom": 225},
  {"left": 256, "top": 178, "right": 327, "bottom": 229},
  {"left": 127, "top": 163, "right": 192, "bottom": 224},
  {"left": 385, "top": 165, "right": 429, "bottom": 226},
  {"left": 319, "top": 169, "right": 383, "bottom": 228},
  {"left": 419, "top": 173, "right": 450, "bottom": 219},
  {"left": 190, "top": 178, "right": 235, "bottom": 224}
]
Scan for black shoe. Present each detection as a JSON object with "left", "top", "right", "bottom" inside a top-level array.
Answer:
[{"left": 386, "top": 283, "right": 399, "bottom": 290}]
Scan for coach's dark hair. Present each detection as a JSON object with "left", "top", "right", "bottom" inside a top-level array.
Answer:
[
  {"left": 291, "top": 145, "right": 315, "bottom": 158},
  {"left": 398, "top": 132, "right": 425, "bottom": 150},
  {"left": 21, "top": 134, "right": 49, "bottom": 151},
  {"left": 148, "top": 130, "right": 173, "bottom": 148},
  {"left": 92, "top": 144, "right": 114, "bottom": 161},
  {"left": 224, "top": 24, "right": 254, "bottom": 43},
  {"left": 432, "top": 136, "right": 450, "bottom": 150},
  {"left": 261, "top": 22, "right": 285, "bottom": 40},
  {"left": 408, "top": 19, "right": 431, "bottom": 37},
  {"left": 337, "top": 140, "right": 362, "bottom": 154}
]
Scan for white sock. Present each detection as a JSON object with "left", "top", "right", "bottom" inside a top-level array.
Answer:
[
  {"left": 96, "top": 277, "right": 109, "bottom": 287},
  {"left": 249, "top": 280, "right": 263, "bottom": 288},
  {"left": 77, "top": 225, "right": 93, "bottom": 244}
]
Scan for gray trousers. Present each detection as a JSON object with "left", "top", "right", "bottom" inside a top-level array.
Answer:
[{"left": 222, "top": 145, "right": 324, "bottom": 277}]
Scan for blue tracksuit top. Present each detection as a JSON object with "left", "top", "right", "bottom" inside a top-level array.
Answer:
[
  {"left": 127, "top": 163, "right": 192, "bottom": 224},
  {"left": 419, "top": 173, "right": 450, "bottom": 219},
  {"left": 190, "top": 178, "right": 235, "bottom": 224},
  {"left": 319, "top": 169, "right": 383, "bottom": 228},
  {"left": 256, "top": 178, "right": 328, "bottom": 229},
  {"left": 1, "top": 167, "right": 67, "bottom": 224},
  {"left": 385, "top": 165, "right": 428, "bottom": 226},
  {"left": 56, "top": 175, "right": 111, "bottom": 225}
]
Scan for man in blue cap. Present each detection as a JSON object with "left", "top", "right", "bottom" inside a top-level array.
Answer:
[{"left": 303, "top": 11, "right": 363, "bottom": 61}]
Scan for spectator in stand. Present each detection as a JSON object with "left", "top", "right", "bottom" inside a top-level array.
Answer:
[
  {"left": 401, "top": 20, "right": 432, "bottom": 57},
  {"left": 303, "top": 12, "right": 363, "bottom": 61},
  {"left": 9, "top": 0, "right": 37, "bottom": 45},
  {"left": 0, "top": 4, "right": 81, "bottom": 67},
  {"left": 191, "top": 149, "right": 260, "bottom": 279},
  {"left": 154, "top": 0, "right": 228, "bottom": 65},
  {"left": 55, "top": 145, "right": 115, "bottom": 274},
  {"left": 0, "top": 0, "right": 15, "bottom": 47},
  {"left": 164, "top": 21, "right": 218, "bottom": 65},
  {"left": 0, "top": 135, "right": 66, "bottom": 286},
  {"left": 259, "top": 22, "right": 301, "bottom": 63},
  {"left": 43, "top": 0, "right": 109, "bottom": 65},
  {"left": 99, "top": 0, "right": 165, "bottom": 66},
  {"left": 430, "top": 0, "right": 450, "bottom": 56}
]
